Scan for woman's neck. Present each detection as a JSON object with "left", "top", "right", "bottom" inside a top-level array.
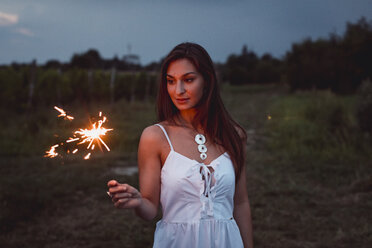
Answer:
[
  {"left": 179, "top": 109, "right": 195, "bottom": 125},
  {"left": 177, "top": 109, "right": 203, "bottom": 132}
]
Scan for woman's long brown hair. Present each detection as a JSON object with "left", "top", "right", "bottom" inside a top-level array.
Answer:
[{"left": 157, "top": 42, "right": 247, "bottom": 183}]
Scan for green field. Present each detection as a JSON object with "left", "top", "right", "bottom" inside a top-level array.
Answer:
[{"left": 1, "top": 84, "right": 371, "bottom": 247}]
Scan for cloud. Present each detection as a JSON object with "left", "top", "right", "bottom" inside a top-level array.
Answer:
[
  {"left": 0, "top": 11, "right": 18, "bottom": 26},
  {"left": 15, "top": 27, "right": 34, "bottom": 37}
]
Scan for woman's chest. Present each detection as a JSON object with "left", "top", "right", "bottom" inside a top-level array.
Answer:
[{"left": 161, "top": 151, "right": 236, "bottom": 196}]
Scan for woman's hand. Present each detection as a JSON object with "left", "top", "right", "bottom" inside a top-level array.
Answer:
[
  {"left": 107, "top": 180, "right": 142, "bottom": 209},
  {"left": 105, "top": 125, "right": 163, "bottom": 221}
]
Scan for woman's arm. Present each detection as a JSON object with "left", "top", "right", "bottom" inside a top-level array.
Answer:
[
  {"left": 233, "top": 164, "right": 254, "bottom": 248},
  {"left": 233, "top": 126, "right": 253, "bottom": 248},
  {"left": 108, "top": 125, "right": 163, "bottom": 221},
  {"left": 134, "top": 125, "right": 163, "bottom": 220}
]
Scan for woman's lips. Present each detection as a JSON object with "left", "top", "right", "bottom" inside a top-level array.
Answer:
[{"left": 176, "top": 98, "right": 189, "bottom": 104}]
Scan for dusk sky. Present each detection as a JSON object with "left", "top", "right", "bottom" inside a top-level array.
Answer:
[{"left": 1, "top": 0, "right": 371, "bottom": 65}]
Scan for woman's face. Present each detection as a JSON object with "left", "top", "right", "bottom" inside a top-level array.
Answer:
[{"left": 166, "top": 58, "right": 205, "bottom": 112}]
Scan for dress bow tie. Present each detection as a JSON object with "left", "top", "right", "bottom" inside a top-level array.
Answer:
[{"left": 186, "top": 161, "right": 219, "bottom": 217}]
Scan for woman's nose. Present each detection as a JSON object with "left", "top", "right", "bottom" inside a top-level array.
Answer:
[{"left": 176, "top": 81, "right": 185, "bottom": 95}]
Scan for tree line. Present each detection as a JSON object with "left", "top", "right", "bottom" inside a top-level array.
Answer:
[
  {"left": 0, "top": 17, "right": 371, "bottom": 112},
  {"left": 223, "top": 17, "right": 371, "bottom": 94},
  {"left": 286, "top": 17, "right": 372, "bottom": 94},
  {"left": 0, "top": 65, "right": 158, "bottom": 112}
]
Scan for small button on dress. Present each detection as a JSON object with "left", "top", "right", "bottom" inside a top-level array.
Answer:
[{"left": 153, "top": 124, "right": 244, "bottom": 248}]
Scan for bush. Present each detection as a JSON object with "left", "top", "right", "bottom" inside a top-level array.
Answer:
[
  {"left": 356, "top": 79, "right": 372, "bottom": 134},
  {"left": 0, "top": 67, "right": 28, "bottom": 112},
  {"left": 266, "top": 91, "right": 358, "bottom": 162}
]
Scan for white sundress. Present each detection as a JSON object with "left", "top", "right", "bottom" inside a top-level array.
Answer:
[{"left": 153, "top": 124, "right": 244, "bottom": 248}]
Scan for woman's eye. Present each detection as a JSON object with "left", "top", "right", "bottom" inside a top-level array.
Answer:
[
  {"left": 184, "top": 78, "right": 194, "bottom": 83},
  {"left": 167, "top": 79, "right": 174, "bottom": 84}
]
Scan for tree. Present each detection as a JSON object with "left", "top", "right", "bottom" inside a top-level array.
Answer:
[
  {"left": 70, "top": 49, "right": 103, "bottom": 69},
  {"left": 285, "top": 17, "right": 372, "bottom": 94},
  {"left": 223, "top": 45, "right": 281, "bottom": 84}
]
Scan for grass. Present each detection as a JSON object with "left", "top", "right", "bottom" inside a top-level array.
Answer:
[
  {"left": 1, "top": 83, "right": 371, "bottom": 247},
  {"left": 244, "top": 89, "right": 372, "bottom": 247}
]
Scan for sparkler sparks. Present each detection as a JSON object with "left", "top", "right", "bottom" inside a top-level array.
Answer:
[
  {"left": 84, "top": 153, "right": 91, "bottom": 160},
  {"left": 45, "top": 106, "right": 113, "bottom": 160},
  {"left": 44, "top": 144, "right": 59, "bottom": 158},
  {"left": 66, "top": 137, "right": 79, "bottom": 143},
  {"left": 75, "top": 116, "right": 113, "bottom": 152},
  {"left": 54, "top": 106, "right": 74, "bottom": 120}
]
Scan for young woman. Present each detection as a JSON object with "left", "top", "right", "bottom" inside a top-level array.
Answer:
[{"left": 107, "top": 42, "right": 253, "bottom": 248}]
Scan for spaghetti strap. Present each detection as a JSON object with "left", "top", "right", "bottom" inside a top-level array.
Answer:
[{"left": 155, "top": 124, "right": 174, "bottom": 151}]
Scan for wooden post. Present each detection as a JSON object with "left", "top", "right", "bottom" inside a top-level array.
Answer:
[
  {"left": 57, "top": 68, "right": 62, "bottom": 105},
  {"left": 110, "top": 66, "right": 116, "bottom": 105},
  {"left": 27, "top": 59, "right": 37, "bottom": 108},
  {"left": 144, "top": 72, "right": 150, "bottom": 102},
  {"left": 130, "top": 71, "right": 135, "bottom": 103},
  {"left": 88, "top": 69, "right": 93, "bottom": 103}
]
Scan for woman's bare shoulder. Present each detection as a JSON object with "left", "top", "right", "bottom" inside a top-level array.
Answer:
[
  {"left": 141, "top": 124, "right": 164, "bottom": 142},
  {"left": 141, "top": 122, "right": 174, "bottom": 144},
  {"left": 139, "top": 124, "right": 169, "bottom": 159}
]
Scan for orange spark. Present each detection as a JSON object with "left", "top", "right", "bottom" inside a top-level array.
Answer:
[
  {"left": 44, "top": 144, "right": 59, "bottom": 158},
  {"left": 54, "top": 106, "right": 74, "bottom": 120},
  {"left": 84, "top": 153, "right": 91, "bottom": 160},
  {"left": 66, "top": 137, "right": 79, "bottom": 143}
]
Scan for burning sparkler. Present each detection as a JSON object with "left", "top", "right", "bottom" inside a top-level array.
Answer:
[
  {"left": 75, "top": 115, "right": 113, "bottom": 152},
  {"left": 45, "top": 106, "right": 113, "bottom": 160}
]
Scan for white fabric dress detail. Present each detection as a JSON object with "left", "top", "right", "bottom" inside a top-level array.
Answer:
[{"left": 153, "top": 124, "right": 244, "bottom": 248}]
